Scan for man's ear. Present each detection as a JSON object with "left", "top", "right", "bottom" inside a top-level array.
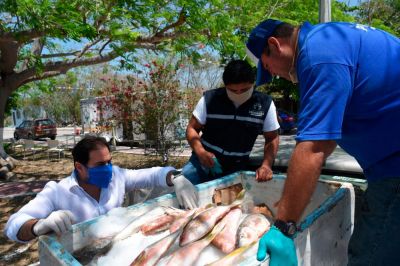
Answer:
[
  {"left": 267, "top": 37, "right": 281, "bottom": 55},
  {"left": 75, "top": 162, "right": 85, "bottom": 175}
]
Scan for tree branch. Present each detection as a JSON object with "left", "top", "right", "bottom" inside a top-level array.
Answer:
[
  {"left": 76, "top": 38, "right": 101, "bottom": 58},
  {"left": 19, "top": 38, "right": 44, "bottom": 72},
  {"left": 22, "top": 70, "right": 65, "bottom": 84},
  {"left": 15, "top": 50, "right": 119, "bottom": 88},
  {"left": 155, "top": 8, "right": 186, "bottom": 38},
  {"left": 0, "top": 30, "right": 46, "bottom": 43},
  {"left": 41, "top": 51, "right": 81, "bottom": 58},
  {"left": 136, "top": 31, "right": 188, "bottom": 44},
  {"left": 0, "top": 41, "right": 19, "bottom": 74},
  {"left": 98, "top": 40, "right": 111, "bottom": 56}
]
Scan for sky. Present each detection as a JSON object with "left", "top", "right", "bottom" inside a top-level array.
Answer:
[{"left": 338, "top": 0, "right": 365, "bottom": 7}]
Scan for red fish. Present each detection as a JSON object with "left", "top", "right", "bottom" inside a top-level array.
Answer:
[
  {"left": 130, "top": 210, "right": 195, "bottom": 266},
  {"left": 140, "top": 208, "right": 185, "bottom": 235},
  {"left": 165, "top": 221, "right": 226, "bottom": 266},
  {"left": 212, "top": 208, "right": 242, "bottom": 253},
  {"left": 179, "top": 190, "right": 245, "bottom": 246},
  {"left": 237, "top": 214, "right": 271, "bottom": 247}
]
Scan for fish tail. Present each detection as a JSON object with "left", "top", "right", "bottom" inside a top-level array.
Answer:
[{"left": 130, "top": 251, "right": 146, "bottom": 266}]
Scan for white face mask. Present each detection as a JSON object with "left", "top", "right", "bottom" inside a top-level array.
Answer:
[{"left": 226, "top": 87, "right": 254, "bottom": 107}]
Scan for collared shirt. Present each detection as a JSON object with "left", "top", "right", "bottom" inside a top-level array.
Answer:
[
  {"left": 295, "top": 21, "right": 400, "bottom": 181},
  {"left": 5, "top": 165, "right": 174, "bottom": 242}
]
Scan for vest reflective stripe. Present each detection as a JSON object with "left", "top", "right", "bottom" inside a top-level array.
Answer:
[
  {"left": 207, "top": 114, "right": 235, "bottom": 120},
  {"left": 201, "top": 88, "right": 272, "bottom": 170},
  {"left": 201, "top": 139, "right": 252, "bottom": 157},
  {"left": 235, "top": 116, "right": 264, "bottom": 124},
  {"left": 207, "top": 114, "right": 264, "bottom": 125}
]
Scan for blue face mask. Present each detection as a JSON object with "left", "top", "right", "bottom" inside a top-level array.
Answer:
[{"left": 86, "top": 163, "right": 113, "bottom": 188}]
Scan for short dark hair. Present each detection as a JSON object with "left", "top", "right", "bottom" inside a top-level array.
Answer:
[
  {"left": 222, "top": 60, "right": 255, "bottom": 85},
  {"left": 263, "top": 22, "right": 295, "bottom": 56},
  {"left": 72, "top": 136, "right": 110, "bottom": 165}
]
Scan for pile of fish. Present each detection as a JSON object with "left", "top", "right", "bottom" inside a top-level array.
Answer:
[{"left": 89, "top": 190, "right": 273, "bottom": 266}]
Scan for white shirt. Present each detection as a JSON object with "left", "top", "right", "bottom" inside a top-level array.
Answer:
[
  {"left": 193, "top": 96, "right": 280, "bottom": 132},
  {"left": 5, "top": 165, "right": 174, "bottom": 242}
]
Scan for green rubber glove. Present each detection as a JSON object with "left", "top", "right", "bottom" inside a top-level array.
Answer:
[
  {"left": 257, "top": 226, "right": 297, "bottom": 266},
  {"left": 210, "top": 157, "right": 223, "bottom": 176}
]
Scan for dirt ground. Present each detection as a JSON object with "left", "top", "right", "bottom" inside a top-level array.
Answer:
[{"left": 0, "top": 148, "right": 187, "bottom": 266}]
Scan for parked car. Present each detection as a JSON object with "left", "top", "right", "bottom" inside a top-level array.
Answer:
[
  {"left": 14, "top": 119, "right": 57, "bottom": 140},
  {"left": 277, "top": 109, "right": 297, "bottom": 134}
]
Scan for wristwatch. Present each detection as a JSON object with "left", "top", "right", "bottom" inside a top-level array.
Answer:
[{"left": 274, "top": 219, "right": 297, "bottom": 238}]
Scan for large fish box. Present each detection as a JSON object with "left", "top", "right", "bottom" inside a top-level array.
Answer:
[{"left": 38, "top": 171, "right": 355, "bottom": 266}]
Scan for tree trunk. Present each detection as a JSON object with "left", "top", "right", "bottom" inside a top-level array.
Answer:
[
  {"left": 0, "top": 83, "right": 18, "bottom": 172},
  {"left": 0, "top": 84, "right": 12, "bottom": 159},
  {"left": 123, "top": 119, "right": 133, "bottom": 140}
]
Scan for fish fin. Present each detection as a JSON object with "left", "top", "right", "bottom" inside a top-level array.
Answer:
[
  {"left": 112, "top": 226, "right": 141, "bottom": 243},
  {"left": 205, "top": 241, "right": 257, "bottom": 266},
  {"left": 230, "top": 189, "right": 246, "bottom": 207},
  {"left": 204, "top": 203, "right": 216, "bottom": 209},
  {"left": 204, "top": 221, "right": 226, "bottom": 242}
]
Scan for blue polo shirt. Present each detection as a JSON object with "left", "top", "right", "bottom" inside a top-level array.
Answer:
[{"left": 295, "top": 22, "right": 400, "bottom": 181}]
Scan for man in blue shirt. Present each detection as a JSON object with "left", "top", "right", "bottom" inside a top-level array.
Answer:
[{"left": 246, "top": 19, "right": 400, "bottom": 265}]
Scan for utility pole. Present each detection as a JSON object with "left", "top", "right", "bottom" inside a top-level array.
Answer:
[{"left": 319, "top": 0, "right": 332, "bottom": 23}]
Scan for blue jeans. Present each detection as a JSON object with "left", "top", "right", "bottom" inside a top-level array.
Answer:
[
  {"left": 348, "top": 177, "right": 400, "bottom": 266},
  {"left": 182, "top": 153, "right": 225, "bottom": 185}
]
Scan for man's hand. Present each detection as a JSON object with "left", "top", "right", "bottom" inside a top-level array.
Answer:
[
  {"left": 209, "top": 157, "right": 223, "bottom": 176},
  {"left": 257, "top": 226, "right": 297, "bottom": 266},
  {"left": 172, "top": 174, "right": 199, "bottom": 209},
  {"left": 255, "top": 165, "right": 273, "bottom": 182},
  {"left": 33, "top": 210, "right": 75, "bottom": 236},
  {"left": 196, "top": 149, "right": 215, "bottom": 168}
]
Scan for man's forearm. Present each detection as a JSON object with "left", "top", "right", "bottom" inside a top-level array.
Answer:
[
  {"left": 261, "top": 134, "right": 279, "bottom": 168},
  {"left": 16, "top": 219, "right": 39, "bottom": 242},
  {"left": 276, "top": 140, "right": 336, "bottom": 222},
  {"left": 166, "top": 171, "right": 174, "bottom": 186},
  {"left": 187, "top": 127, "right": 205, "bottom": 155}
]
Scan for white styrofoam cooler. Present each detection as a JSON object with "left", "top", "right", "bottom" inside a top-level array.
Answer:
[{"left": 38, "top": 171, "right": 355, "bottom": 266}]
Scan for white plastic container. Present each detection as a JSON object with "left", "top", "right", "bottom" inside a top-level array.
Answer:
[{"left": 39, "top": 171, "right": 355, "bottom": 266}]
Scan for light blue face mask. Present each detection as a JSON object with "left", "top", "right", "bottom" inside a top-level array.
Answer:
[{"left": 86, "top": 163, "right": 113, "bottom": 188}]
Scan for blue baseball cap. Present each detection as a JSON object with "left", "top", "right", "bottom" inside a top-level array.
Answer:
[{"left": 246, "top": 19, "right": 283, "bottom": 86}]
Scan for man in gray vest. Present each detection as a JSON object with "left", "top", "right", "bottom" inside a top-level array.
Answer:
[{"left": 183, "top": 59, "right": 280, "bottom": 184}]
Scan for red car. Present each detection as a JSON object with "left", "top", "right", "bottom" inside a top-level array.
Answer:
[
  {"left": 277, "top": 109, "right": 297, "bottom": 134},
  {"left": 14, "top": 119, "right": 57, "bottom": 140}
]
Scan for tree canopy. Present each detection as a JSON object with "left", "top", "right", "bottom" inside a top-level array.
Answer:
[{"left": 0, "top": 0, "right": 357, "bottom": 159}]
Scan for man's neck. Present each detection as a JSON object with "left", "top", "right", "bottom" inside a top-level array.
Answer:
[
  {"left": 290, "top": 27, "right": 300, "bottom": 67},
  {"left": 78, "top": 179, "right": 101, "bottom": 202}
]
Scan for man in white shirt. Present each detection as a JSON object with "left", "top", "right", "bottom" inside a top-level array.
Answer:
[
  {"left": 5, "top": 136, "right": 197, "bottom": 243},
  {"left": 183, "top": 60, "right": 280, "bottom": 184}
]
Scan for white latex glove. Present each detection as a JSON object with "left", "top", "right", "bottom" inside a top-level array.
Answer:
[
  {"left": 33, "top": 210, "right": 75, "bottom": 236},
  {"left": 172, "top": 174, "right": 199, "bottom": 209}
]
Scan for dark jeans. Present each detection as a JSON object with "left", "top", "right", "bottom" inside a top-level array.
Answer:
[{"left": 348, "top": 177, "right": 400, "bottom": 266}]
